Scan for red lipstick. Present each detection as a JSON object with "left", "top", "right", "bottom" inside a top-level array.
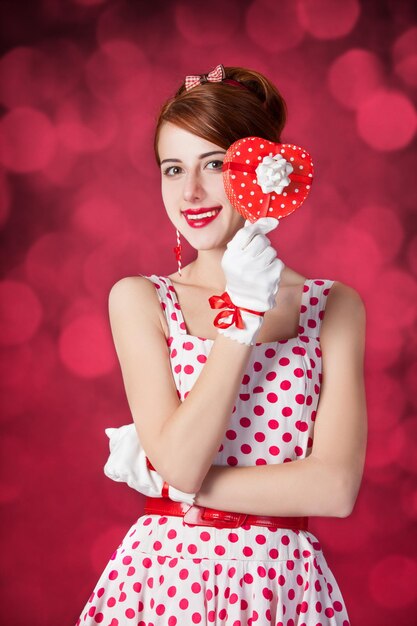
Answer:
[{"left": 182, "top": 207, "right": 222, "bottom": 228}]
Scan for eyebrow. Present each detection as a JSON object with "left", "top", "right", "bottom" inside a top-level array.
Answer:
[{"left": 160, "top": 150, "right": 226, "bottom": 166}]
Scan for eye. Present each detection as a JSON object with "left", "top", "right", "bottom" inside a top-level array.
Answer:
[
  {"left": 206, "top": 160, "right": 223, "bottom": 170},
  {"left": 163, "top": 165, "right": 182, "bottom": 176}
]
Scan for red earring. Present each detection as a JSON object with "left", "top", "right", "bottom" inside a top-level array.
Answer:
[{"left": 173, "top": 229, "right": 182, "bottom": 276}]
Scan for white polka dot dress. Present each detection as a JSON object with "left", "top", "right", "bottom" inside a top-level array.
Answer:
[{"left": 76, "top": 275, "right": 350, "bottom": 626}]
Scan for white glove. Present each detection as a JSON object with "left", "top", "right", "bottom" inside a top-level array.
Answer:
[
  {"left": 216, "top": 217, "right": 285, "bottom": 345},
  {"left": 103, "top": 423, "right": 196, "bottom": 506}
]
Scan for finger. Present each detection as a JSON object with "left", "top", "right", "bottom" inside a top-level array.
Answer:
[
  {"left": 256, "top": 246, "right": 277, "bottom": 266},
  {"left": 243, "top": 217, "right": 279, "bottom": 235},
  {"left": 272, "top": 257, "right": 286, "bottom": 277},
  {"left": 228, "top": 217, "right": 279, "bottom": 251},
  {"left": 240, "top": 217, "right": 279, "bottom": 249},
  {"left": 244, "top": 233, "right": 269, "bottom": 257}
]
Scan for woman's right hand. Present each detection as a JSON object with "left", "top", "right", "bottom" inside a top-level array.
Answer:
[{"left": 215, "top": 217, "right": 285, "bottom": 345}]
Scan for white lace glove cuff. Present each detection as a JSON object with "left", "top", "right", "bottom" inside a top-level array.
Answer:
[
  {"left": 217, "top": 308, "right": 264, "bottom": 346},
  {"left": 103, "top": 424, "right": 196, "bottom": 506}
]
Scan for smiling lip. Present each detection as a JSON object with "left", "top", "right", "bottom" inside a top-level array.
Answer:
[{"left": 182, "top": 207, "right": 222, "bottom": 228}]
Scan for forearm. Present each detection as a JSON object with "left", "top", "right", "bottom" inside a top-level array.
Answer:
[
  {"left": 161, "top": 332, "right": 253, "bottom": 493},
  {"left": 194, "top": 456, "right": 349, "bottom": 518}
]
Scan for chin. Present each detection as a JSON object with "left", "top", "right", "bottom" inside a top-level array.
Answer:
[{"left": 185, "top": 232, "right": 229, "bottom": 252}]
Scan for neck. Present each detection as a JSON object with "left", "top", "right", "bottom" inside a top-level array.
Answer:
[{"left": 182, "top": 247, "right": 228, "bottom": 292}]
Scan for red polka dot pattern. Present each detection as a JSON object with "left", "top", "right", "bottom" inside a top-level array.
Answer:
[
  {"left": 222, "top": 137, "right": 314, "bottom": 222},
  {"left": 77, "top": 275, "right": 350, "bottom": 624},
  {"left": 152, "top": 276, "right": 331, "bottom": 465}
]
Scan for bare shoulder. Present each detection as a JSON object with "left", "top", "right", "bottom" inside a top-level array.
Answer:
[
  {"left": 325, "top": 281, "right": 366, "bottom": 318},
  {"left": 321, "top": 280, "right": 366, "bottom": 346},
  {"left": 109, "top": 276, "right": 155, "bottom": 302},
  {"left": 108, "top": 275, "right": 167, "bottom": 335}
]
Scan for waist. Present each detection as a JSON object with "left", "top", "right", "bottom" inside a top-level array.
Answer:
[{"left": 144, "top": 497, "right": 309, "bottom": 530}]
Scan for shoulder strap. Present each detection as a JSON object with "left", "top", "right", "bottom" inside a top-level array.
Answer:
[
  {"left": 299, "top": 279, "right": 335, "bottom": 338},
  {"left": 141, "top": 274, "right": 187, "bottom": 337}
]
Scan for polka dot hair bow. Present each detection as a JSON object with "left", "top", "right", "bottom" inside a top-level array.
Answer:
[{"left": 222, "top": 137, "right": 314, "bottom": 223}]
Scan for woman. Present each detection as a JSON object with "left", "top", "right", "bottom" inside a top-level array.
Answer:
[{"left": 76, "top": 65, "right": 367, "bottom": 625}]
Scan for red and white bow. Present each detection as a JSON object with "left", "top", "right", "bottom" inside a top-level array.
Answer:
[
  {"left": 185, "top": 64, "right": 226, "bottom": 91},
  {"left": 208, "top": 291, "right": 265, "bottom": 329}
]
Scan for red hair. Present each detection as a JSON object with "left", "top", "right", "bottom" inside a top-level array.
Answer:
[{"left": 154, "top": 66, "right": 287, "bottom": 165}]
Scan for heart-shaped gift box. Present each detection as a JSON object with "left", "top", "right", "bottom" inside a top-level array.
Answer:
[{"left": 222, "top": 137, "right": 314, "bottom": 223}]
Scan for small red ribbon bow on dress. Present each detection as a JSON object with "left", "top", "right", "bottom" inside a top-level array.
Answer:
[
  {"left": 185, "top": 64, "right": 226, "bottom": 91},
  {"left": 208, "top": 292, "right": 264, "bottom": 329}
]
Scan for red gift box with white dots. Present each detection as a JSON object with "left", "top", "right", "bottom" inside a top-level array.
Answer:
[{"left": 222, "top": 136, "right": 314, "bottom": 222}]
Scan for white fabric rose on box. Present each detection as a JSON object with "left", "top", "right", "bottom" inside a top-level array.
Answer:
[{"left": 255, "top": 154, "right": 293, "bottom": 194}]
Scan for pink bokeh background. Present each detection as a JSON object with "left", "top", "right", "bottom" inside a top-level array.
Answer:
[{"left": 1, "top": 0, "right": 416, "bottom": 624}]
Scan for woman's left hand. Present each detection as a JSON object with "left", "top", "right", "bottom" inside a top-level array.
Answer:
[{"left": 104, "top": 423, "right": 196, "bottom": 506}]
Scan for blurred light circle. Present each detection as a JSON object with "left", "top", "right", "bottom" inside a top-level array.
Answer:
[
  {"left": 365, "top": 323, "right": 404, "bottom": 371},
  {"left": 365, "top": 268, "right": 417, "bottom": 331},
  {"left": 39, "top": 143, "right": 79, "bottom": 187},
  {"left": 297, "top": 0, "right": 360, "bottom": 39},
  {"left": 127, "top": 113, "right": 160, "bottom": 178},
  {"left": 246, "top": 0, "right": 305, "bottom": 52},
  {"left": 59, "top": 312, "right": 116, "bottom": 378},
  {"left": 31, "top": 38, "right": 83, "bottom": 102},
  {"left": 0, "top": 168, "right": 11, "bottom": 227},
  {"left": 56, "top": 94, "right": 118, "bottom": 153},
  {"left": 327, "top": 49, "right": 384, "bottom": 110},
  {"left": 25, "top": 232, "right": 86, "bottom": 296},
  {"left": 0, "top": 332, "right": 57, "bottom": 419},
  {"left": 393, "top": 26, "right": 417, "bottom": 87},
  {"left": 393, "top": 26, "right": 417, "bottom": 61},
  {"left": 366, "top": 372, "right": 406, "bottom": 432},
  {"left": 72, "top": 192, "right": 125, "bottom": 241},
  {"left": 82, "top": 239, "right": 132, "bottom": 298},
  {"left": 85, "top": 40, "right": 151, "bottom": 107},
  {"left": 175, "top": 0, "right": 239, "bottom": 46},
  {"left": 394, "top": 55, "right": 417, "bottom": 88},
  {"left": 310, "top": 217, "right": 382, "bottom": 291},
  {"left": 0, "top": 47, "right": 45, "bottom": 107},
  {"left": 349, "top": 204, "right": 404, "bottom": 263},
  {"left": 0, "top": 42, "right": 82, "bottom": 109},
  {"left": 0, "top": 280, "right": 42, "bottom": 346},
  {"left": 356, "top": 89, "right": 417, "bottom": 151},
  {"left": 96, "top": 1, "right": 176, "bottom": 62},
  {"left": 0, "top": 107, "right": 56, "bottom": 172},
  {"left": 369, "top": 554, "right": 417, "bottom": 609},
  {"left": 365, "top": 424, "right": 405, "bottom": 469}
]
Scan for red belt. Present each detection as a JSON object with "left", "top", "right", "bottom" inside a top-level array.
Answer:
[{"left": 144, "top": 497, "right": 309, "bottom": 530}]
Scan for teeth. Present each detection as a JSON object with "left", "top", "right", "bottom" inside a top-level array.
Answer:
[{"left": 187, "top": 210, "right": 219, "bottom": 220}]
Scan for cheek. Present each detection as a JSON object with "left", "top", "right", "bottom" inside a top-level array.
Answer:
[{"left": 161, "top": 183, "right": 174, "bottom": 210}]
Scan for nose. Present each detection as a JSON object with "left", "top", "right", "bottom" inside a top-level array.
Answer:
[{"left": 183, "top": 170, "right": 205, "bottom": 203}]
